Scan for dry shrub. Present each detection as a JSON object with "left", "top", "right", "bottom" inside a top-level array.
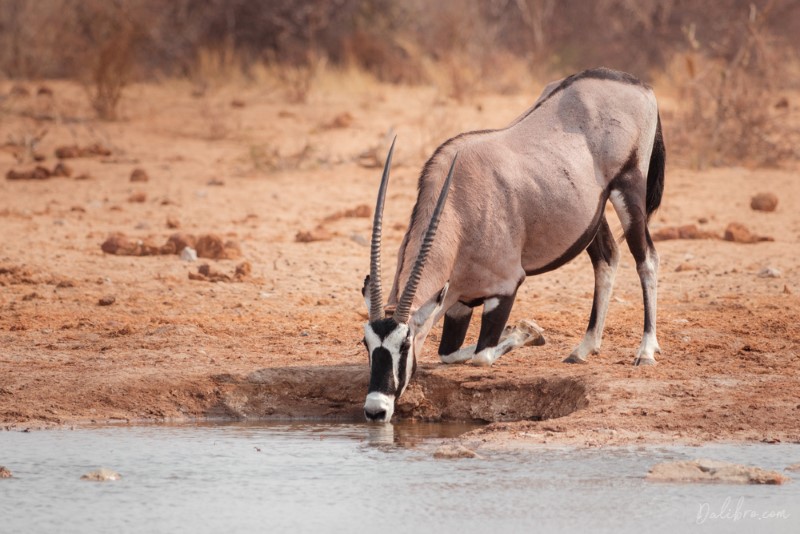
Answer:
[
  {"left": 77, "top": 2, "right": 144, "bottom": 120},
  {"left": 664, "top": 2, "right": 800, "bottom": 168}
]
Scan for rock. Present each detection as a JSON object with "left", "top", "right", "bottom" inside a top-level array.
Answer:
[
  {"left": 166, "top": 216, "right": 180, "bottom": 229},
  {"left": 350, "top": 233, "right": 369, "bottom": 246},
  {"left": 98, "top": 295, "right": 116, "bottom": 306},
  {"left": 750, "top": 192, "right": 778, "bottom": 212},
  {"left": 130, "top": 168, "right": 149, "bottom": 182},
  {"left": 162, "top": 233, "right": 196, "bottom": 255},
  {"left": 724, "top": 222, "right": 773, "bottom": 244},
  {"left": 128, "top": 191, "right": 147, "bottom": 203},
  {"left": 55, "top": 145, "right": 81, "bottom": 159},
  {"left": 52, "top": 162, "right": 73, "bottom": 177},
  {"left": 295, "top": 228, "right": 332, "bottom": 243},
  {"left": 189, "top": 263, "right": 231, "bottom": 283},
  {"left": 74, "top": 173, "right": 92, "bottom": 181},
  {"left": 784, "top": 285, "right": 792, "bottom": 295},
  {"left": 647, "top": 459, "right": 789, "bottom": 484},
  {"left": 180, "top": 247, "right": 198, "bottom": 262},
  {"left": 102, "top": 233, "right": 138, "bottom": 255},
  {"left": 757, "top": 267, "right": 781, "bottom": 278},
  {"left": 433, "top": 444, "right": 482, "bottom": 459},
  {"left": 101, "top": 233, "right": 160, "bottom": 256},
  {"left": 234, "top": 261, "right": 251, "bottom": 279},
  {"left": 675, "top": 262, "right": 696, "bottom": 272},
  {"left": 785, "top": 463, "right": 800, "bottom": 472},
  {"left": 196, "top": 234, "right": 240, "bottom": 259},
  {"left": 323, "top": 112, "right": 354, "bottom": 129},
  {"left": 652, "top": 224, "right": 719, "bottom": 241},
  {"left": 0, "top": 466, "right": 12, "bottom": 478},
  {"left": 81, "top": 468, "right": 121, "bottom": 481},
  {"left": 230, "top": 99, "right": 246, "bottom": 108},
  {"left": 6, "top": 166, "right": 51, "bottom": 180},
  {"left": 56, "top": 144, "right": 112, "bottom": 159},
  {"left": 207, "top": 178, "right": 225, "bottom": 186}
]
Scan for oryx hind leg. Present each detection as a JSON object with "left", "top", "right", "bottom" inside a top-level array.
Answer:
[
  {"left": 564, "top": 215, "right": 619, "bottom": 364},
  {"left": 609, "top": 178, "right": 661, "bottom": 366},
  {"left": 438, "top": 302, "right": 475, "bottom": 364}
]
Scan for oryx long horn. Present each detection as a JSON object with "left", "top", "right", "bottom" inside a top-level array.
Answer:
[
  {"left": 368, "top": 136, "right": 397, "bottom": 322},
  {"left": 394, "top": 153, "right": 458, "bottom": 324}
]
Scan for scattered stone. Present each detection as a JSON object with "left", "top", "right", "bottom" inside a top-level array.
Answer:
[
  {"left": 55, "top": 143, "right": 112, "bottom": 159},
  {"left": 323, "top": 112, "right": 354, "bottom": 129},
  {"left": 52, "top": 162, "right": 73, "bottom": 177},
  {"left": 134, "top": 221, "right": 150, "bottom": 230},
  {"left": 189, "top": 261, "right": 251, "bottom": 283},
  {"left": 235, "top": 261, "right": 251, "bottom": 279},
  {"left": 230, "top": 99, "right": 246, "bottom": 108},
  {"left": 6, "top": 166, "right": 51, "bottom": 180},
  {"left": 74, "top": 173, "right": 92, "bottom": 181},
  {"left": 128, "top": 191, "right": 147, "bottom": 203},
  {"left": 324, "top": 204, "right": 372, "bottom": 223},
  {"left": 166, "top": 216, "right": 180, "bottom": 229},
  {"left": 81, "top": 468, "right": 121, "bottom": 481},
  {"left": 37, "top": 86, "right": 54, "bottom": 97},
  {"left": 101, "top": 233, "right": 161, "bottom": 256},
  {"left": 350, "top": 233, "right": 369, "bottom": 246},
  {"left": 180, "top": 247, "right": 198, "bottom": 262},
  {"left": 784, "top": 285, "right": 792, "bottom": 295},
  {"left": 433, "top": 444, "right": 482, "bottom": 459},
  {"left": 724, "top": 222, "right": 773, "bottom": 244},
  {"left": 9, "top": 84, "right": 30, "bottom": 97},
  {"left": 130, "top": 168, "right": 149, "bottom": 182},
  {"left": 757, "top": 267, "right": 781, "bottom": 278},
  {"left": 750, "top": 192, "right": 778, "bottom": 212},
  {"left": 646, "top": 459, "right": 789, "bottom": 485},
  {"left": 195, "top": 234, "right": 241, "bottom": 259},
  {"left": 98, "top": 295, "right": 116, "bottom": 306},
  {"left": 675, "top": 262, "right": 696, "bottom": 272},
  {"left": 652, "top": 224, "right": 718, "bottom": 241},
  {"left": 295, "top": 227, "right": 333, "bottom": 243},
  {"left": 0, "top": 466, "right": 12, "bottom": 478},
  {"left": 161, "top": 232, "right": 194, "bottom": 254},
  {"left": 207, "top": 178, "right": 225, "bottom": 186}
]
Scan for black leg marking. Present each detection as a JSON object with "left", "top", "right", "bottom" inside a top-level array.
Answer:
[
  {"left": 585, "top": 216, "right": 618, "bottom": 332},
  {"left": 610, "top": 170, "right": 661, "bottom": 364},
  {"left": 565, "top": 215, "right": 620, "bottom": 364},
  {"left": 475, "top": 294, "right": 516, "bottom": 354},
  {"left": 438, "top": 306, "right": 473, "bottom": 356}
]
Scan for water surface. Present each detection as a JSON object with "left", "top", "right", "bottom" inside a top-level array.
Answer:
[{"left": 1, "top": 422, "right": 798, "bottom": 533}]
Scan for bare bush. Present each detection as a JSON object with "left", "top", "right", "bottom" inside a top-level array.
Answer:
[{"left": 666, "top": 1, "right": 800, "bottom": 167}]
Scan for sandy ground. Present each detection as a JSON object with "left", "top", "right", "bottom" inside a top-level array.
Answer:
[{"left": 1, "top": 78, "right": 798, "bottom": 446}]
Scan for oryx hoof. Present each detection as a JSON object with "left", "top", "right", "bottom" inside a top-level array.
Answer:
[
  {"left": 562, "top": 354, "right": 589, "bottom": 364},
  {"left": 471, "top": 351, "right": 496, "bottom": 367},
  {"left": 633, "top": 356, "right": 657, "bottom": 366},
  {"left": 516, "top": 319, "right": 546, "bottom": 346}
]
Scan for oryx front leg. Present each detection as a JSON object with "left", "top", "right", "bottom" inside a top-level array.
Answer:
[
  {"left": 438, "top": 302, "right": 475, "bottom": 364},
  {"left": 610, "top": 188, "right": 661, "bottom": 366},
  {"left": 472, "top": 295, "right": 519, "bottom": 367},
  {"left": 565, "top": 217, "right": 619, "bottom": 363}
]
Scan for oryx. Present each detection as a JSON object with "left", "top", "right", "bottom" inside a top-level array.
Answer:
[{"left": 361, "top": 68, "right": 666, "bottom": 422}]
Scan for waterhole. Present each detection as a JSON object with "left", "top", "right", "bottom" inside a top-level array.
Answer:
[
  {"left": 1, "top": 422, "right": 798, "bottom": 533},
  {"left": 211, "top": 364, "right": 589, "bottom": 421}
]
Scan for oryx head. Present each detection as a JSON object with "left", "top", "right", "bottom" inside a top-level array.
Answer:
[{"left": 361, "top": 139, "right": 456, "bottom": 423}]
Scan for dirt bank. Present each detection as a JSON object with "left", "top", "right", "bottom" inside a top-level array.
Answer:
[{"left": 1, "top": 80, "right": 799, "bottom": 446}]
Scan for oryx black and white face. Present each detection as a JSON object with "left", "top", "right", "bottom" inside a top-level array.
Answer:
[
  {"left": 363, "top": 318, "right": 414, "bottom": 422},
  {"left": 361, "top": 138, "right": 455, "bottom": 423}
]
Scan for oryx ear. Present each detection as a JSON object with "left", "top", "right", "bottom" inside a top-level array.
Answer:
[
  {"left": 410, "top": 282, "right": 449, "bottom": 330},
  {"left": 361, "top": 275, "right": 372, "bottom": 312}
]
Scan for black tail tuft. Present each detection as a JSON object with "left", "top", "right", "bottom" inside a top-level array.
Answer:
[{"left": 645, "top": 112, "right": 666, "bottom": 222}]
